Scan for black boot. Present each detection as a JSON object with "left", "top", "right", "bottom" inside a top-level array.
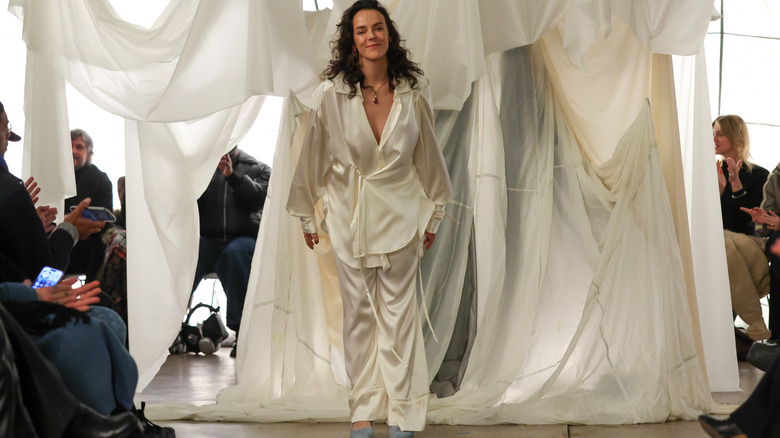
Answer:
[
  {"left": 134, "top": 401, "right": 175, "bottom": 437},
  {"left": 230, "top": 330, "right": 238, "bottom": 358},
  {"left": 698, "top": 415, "right": 747, "bottom": 438},
  {"left": 63, "top": 405, "right": 143, "bottom": 438}
]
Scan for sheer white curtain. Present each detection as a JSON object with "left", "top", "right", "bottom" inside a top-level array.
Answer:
[
  {"left": 9, "top": 0, "right": 318, "bottom": 387},
  {"left": 9, "top": 0, "right": 724, "bottom": 416}
]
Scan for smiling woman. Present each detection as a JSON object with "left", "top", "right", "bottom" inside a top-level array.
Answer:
[{"left": 287, "top": 2, "right": 453, "bottom": 437}]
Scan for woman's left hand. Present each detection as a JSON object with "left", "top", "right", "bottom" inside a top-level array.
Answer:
[
  {"left": 765, "top": 211, "right": 780, "bottom": 231},
  {"left": 423, "top": 231, "right": 436, "bottom": 250},
  {"left": 726, "top": 157, "right": 744, "bottom": 192}
]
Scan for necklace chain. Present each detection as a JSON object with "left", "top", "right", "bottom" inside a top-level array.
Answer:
[{"left": 362, "top": 78, "right": 388, "bottom": 104}]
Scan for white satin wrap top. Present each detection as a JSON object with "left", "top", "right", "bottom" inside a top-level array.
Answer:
[{"left": 287, "top": 76, "right": 453, "bottom": 269}]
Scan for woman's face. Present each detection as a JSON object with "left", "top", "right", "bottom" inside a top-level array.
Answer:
[
  {"left": 352, "top": 9, "right": 390, "bottom": 63},
  {"left": 713, "top": 122, "right": 733, "bottom": 156}
]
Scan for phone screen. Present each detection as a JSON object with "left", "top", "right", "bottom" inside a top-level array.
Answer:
[
  {"left": 82, "top": 207, "right": 116, "bottom": 222},
  {"left": 32, "top": 266, "right": 64, "bottom": 289},
  {"left": 70, "top": 205, "right": 117, "bottom": 222}
]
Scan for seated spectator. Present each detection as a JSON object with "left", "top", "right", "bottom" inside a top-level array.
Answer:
[
  {"left": 0, "top": 300, "right": 143, "bottom": 438},
  {"left": 1, "top": 100, "right": 173, "bottom": 437},
  {"left": 1, "top": 279, "right": 135, "bottom": 416},
  {"left": 743, "top": 162, "right": 780, "bottom": 342},
  {"left": 191, "top": 146, "right": 271, "bottom": 358},
  {"left": 699, "top": 240, "right": 780, "bottom": 438},
  {"left": 0, "top": 101, "right": 105, "bottom": 283},
  {"left": 65, "top": 129, "right": 114, "bottom": 282},
  {"left": 714, "top": 115, "right": 771, "bottom": 341}
]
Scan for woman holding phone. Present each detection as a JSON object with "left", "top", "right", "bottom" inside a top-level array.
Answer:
[{"left": 287, "top": 1, "right": 453, "bottom": 436}]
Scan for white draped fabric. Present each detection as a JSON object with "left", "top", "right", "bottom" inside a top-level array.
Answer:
[{"left": 9, "top": 0, "right": 727, "bottom": 422}]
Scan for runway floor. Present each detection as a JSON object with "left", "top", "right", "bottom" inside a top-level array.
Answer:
[{"left": 135, "top": 345, "right": 762, "bottom": 438}]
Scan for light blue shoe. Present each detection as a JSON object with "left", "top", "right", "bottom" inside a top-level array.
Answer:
[
  {"left": 350, "top": 426, "right": 374, "bottom": 438},
  {"left": 389, "top": 426, "right": 414, "bottom": 438}
]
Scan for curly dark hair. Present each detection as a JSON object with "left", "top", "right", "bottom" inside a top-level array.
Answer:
[{"left": 321, "top": 0, "right": 423, "bottom": 98}]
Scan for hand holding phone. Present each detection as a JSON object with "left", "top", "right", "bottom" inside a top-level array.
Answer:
[
  {"left": 64, "top": 198, "right": 107, "bottom": 240},
  {"left": 32, "top": 266, "right": 64, "bottom": 289},
  {"left": 69, "top": 205, "right": 116, "bottom": 223}
]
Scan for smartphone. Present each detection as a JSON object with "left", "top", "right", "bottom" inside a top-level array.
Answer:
[
  {"left": 69, "top": 205, "right": 117, "bottom": 222},
  {"left": 32, "top": 266, "right": 64, "bottom": 289}
]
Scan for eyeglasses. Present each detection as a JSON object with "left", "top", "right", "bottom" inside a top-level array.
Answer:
[{"left": 6, "top": 122, "right": 11, "bottom": 133}]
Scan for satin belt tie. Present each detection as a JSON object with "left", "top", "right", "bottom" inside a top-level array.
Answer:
[{"left": 351, "top": 164, "right": 368, "bottom": 259}]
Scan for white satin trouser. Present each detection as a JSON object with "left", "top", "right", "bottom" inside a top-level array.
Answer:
[{"left": 335, "top": 239, "right": 429, "bottom": 431}]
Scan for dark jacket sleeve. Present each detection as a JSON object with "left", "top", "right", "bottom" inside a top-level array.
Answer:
[
  {"left": 0, "top": 283, "right": 39, "bottom": 302},
  {"left": 226, "top": 163, "right": 271, "bottom": 212},
  {"left": 0, "top": 251, "right": 29, "bottom": 283},
  {"left": 721, "top": 167, "right": 769, "bottom": 212},
  {"left": 0, "top": 187, "right": 74, "bottom": 279}
]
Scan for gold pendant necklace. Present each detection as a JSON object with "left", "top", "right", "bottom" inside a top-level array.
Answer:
[{"left": 363, "top": 78, "right": 388, "bottom": 104}]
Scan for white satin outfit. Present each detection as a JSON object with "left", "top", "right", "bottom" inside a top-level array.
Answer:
[{"left": 287, "top": 76, "right": 453, "bottom": 431}]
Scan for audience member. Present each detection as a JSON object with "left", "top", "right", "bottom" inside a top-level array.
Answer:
[
  {"left": 0, "top": 102, "right": 105, "bottom": 284},
  {"left": 191, "top": 146, "right": 271, "bottom": 358},
  {"left": 0, "top": 300, "right": 143, "bottom": 438},
  {"left": 714, "top": 115, "right": 772, "bottom": 341},
  {"left": 743, "top": 163, "right": 780, "bottom": 342},
  {"left": 65, "top": 128, "right": 114, "bottom": 282},
  {"left": 0, "top": 280, "right": 136, "bottom": 415}
]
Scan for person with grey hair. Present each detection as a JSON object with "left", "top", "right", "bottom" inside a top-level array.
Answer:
[{"left": 65, "top": 129, "right": 114, "bottom": 282}]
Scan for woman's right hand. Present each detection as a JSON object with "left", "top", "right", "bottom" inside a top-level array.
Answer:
[
  {"left": 717, "top": 160, "right": 727, "bottom": 195},
  {"left": 304, "top": 232, "right": 319, "bottom": 250}
]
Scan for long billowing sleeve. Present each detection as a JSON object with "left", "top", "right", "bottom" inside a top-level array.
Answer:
[
  {"left": 287, "top": 89, "right": 332, "bottom": 234},
  {"left": 413, "top": 91, "right": 453, "bottom": 234}
]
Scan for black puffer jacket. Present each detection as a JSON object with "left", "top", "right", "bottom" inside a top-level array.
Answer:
[{"left": 197, "top": 149, "right": 271, "bottom": 240}]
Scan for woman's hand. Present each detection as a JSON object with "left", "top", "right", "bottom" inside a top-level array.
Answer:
[
  {"left": 303, "top": 232, "right": 319, "bottom": 250},
  {"left": 423, "top": 231, "right": 436, "bottom": 250},
  {"left": 740, "top": 207, "right": 780, "bottom": 231},
  {"left": 717, "top": 161, "right": 727, "bottom": 195},
  {"left": 726, "top": 157, "right": 744, "bottom": 192},
  {"left": 765, "top": 211, "right": 780, "bottom": 231},
  {"left": 36, "top": 277, "right": 101, "bottom": 312}
]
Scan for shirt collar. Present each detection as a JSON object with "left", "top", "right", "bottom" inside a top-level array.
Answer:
[{"left": 332, "top": 73, "right": 413, "bottom": 96}]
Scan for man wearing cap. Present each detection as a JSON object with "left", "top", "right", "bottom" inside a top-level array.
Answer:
[{"left": 0, "top": 100, "right": 104, "bottom": 283}]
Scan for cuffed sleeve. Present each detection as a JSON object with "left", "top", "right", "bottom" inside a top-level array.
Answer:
[
  {"left": 287, "top": 85, "right": 332, "bottom": 233},
  {"left": 54, "top": 222, "right": 79, "bottom": 246},
  {"left": 300, "top": 216, "right": 318, "bottom": 234},
  {"left": 425, "top": 204, "right": 446, "bottom": 234},
  {"left": 413, "top": 90, "right": 453, "bottom": 234}
]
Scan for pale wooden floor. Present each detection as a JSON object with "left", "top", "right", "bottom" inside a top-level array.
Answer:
[{"left": 135, "top": 344, "right": 763, "bottom": 438}]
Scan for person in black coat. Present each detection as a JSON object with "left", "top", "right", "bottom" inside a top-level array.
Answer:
[
  {"left": 191, "top": 146, "right": 271, "bottom": 357},
  {"left": 64, "top": 129, "right": 114, "bottom": 282},
  {"left": 0, "top": 102, "right": 104, "bottom": 284}
]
